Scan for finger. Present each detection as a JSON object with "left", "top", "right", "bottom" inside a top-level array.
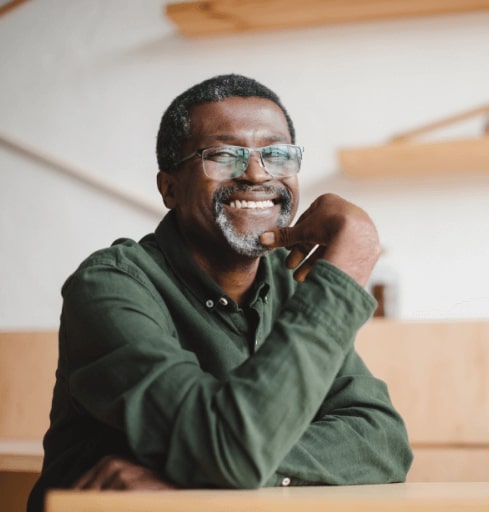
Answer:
[
  {"left": 262, "top": 223, "right": 313, "bottom": 249},
  {"left": 72, "top": 465, "right": 104, "bottom": 490},
  {"left": 72, "top": 455, "right": 125, "bottom": 490},
  {"left": 292, "top": 247, "right": 324, "bottom": 282},
  {"left": 102, "top": 467, "right": 132, "bottom": 490},
  {"left": 293, "top": 261, "right": 313, "bottom": 283},
  {"left": 260, "top": 229, "right": 287, "bottom": 248},
  {"left": 286, "top": 243, "right": 316, "bottom": 269}
]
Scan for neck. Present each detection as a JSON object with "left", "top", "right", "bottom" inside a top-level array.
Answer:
[
  {"left": 193, "top": 250, "right": 261, "bottom": 305},
  {"left": 180, "top": 228, "right": 261, "bottom": 304}
]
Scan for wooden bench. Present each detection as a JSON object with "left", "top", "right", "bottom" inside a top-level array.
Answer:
[{"left": 1, "top": 321, "right": 488, "bottom": 510}]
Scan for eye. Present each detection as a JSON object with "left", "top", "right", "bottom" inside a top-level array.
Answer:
[
  {"left": 204, "top": 147, "right": 242, "bottom": 163},
  {"left": 262, "top": 145, "right": 293, "bottom": 161}
]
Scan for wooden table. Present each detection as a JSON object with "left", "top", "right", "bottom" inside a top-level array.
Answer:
[{"left": 45, "top": 482, "right": 489, "bottom": 512}]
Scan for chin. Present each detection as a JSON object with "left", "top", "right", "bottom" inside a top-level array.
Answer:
[
  {"left": 224, "top": 230, "right": 268, "bottom": 258},
  {"left": 216, "top": 214, "right": 269, "bottom": 258}
]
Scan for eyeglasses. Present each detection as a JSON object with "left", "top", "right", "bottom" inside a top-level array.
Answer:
[{"left": 177, "top": 144, "right": 303, "bottom": 180}]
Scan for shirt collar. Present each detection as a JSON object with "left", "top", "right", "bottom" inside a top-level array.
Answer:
[{"left": 154, "top": 210, "right": 271, "bottom": 310}]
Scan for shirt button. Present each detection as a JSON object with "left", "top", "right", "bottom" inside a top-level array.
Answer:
[
  {"left": 218, "top": 297, "right": 229, "bottom": 306},
  {"left": 205, "top": 299, "right": 214, "bottom": 309},
  {"left": 281, "top": 477, "right": 291, "bottom": 487}
]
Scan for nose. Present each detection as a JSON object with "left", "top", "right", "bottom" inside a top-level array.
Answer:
[{"left": 239, "top": 150, "right": 271, "bottom": 183}]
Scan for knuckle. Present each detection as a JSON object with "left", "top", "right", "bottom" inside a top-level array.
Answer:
[{"left": 280, "top": 227, "right": 292, "bottom": 246}]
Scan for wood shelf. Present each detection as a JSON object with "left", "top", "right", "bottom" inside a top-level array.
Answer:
[
  {"left": 165, "top": 0, "right": 489, "bottom": 37},
  {"left": 338, "top": 135, "right": 489, "bottom": 178},
  {"left": 338, "top": 104, "right": 489, "bottom": 178}
]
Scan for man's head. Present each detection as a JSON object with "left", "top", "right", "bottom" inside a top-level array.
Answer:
[
  {"left": 156, "top": 75, "right": 300, "bottom": 259},
  {"left": 156, "top": 74, "right": 296, "bottom": 173}
]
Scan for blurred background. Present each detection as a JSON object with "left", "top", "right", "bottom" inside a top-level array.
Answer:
[{"left": 1, "top": 0, "right": 489, "bottom": 328}]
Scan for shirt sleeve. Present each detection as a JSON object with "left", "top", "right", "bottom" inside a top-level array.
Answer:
[
  {"left": 61, "top": 253, "right": 409, "bottom": 488},
  {"left": 266, "top": 349, "right": 413, "bottom": 487}
]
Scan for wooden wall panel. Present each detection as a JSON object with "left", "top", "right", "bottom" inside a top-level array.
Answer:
[
  {"left": 0, "top": 331, "right": 58, "bottom": 439},
  {"left": 408, "top": 447, "right": 489, "bottom": 482},
  {"left": 356, "top": 320, "right": 489, "bottom": 444}
]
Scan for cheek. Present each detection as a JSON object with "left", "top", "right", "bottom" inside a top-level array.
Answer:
[
  {"left": 176, "top": 181, "right": 220, "bottom": 219},
  {"left": 284, "top": 177, "right": 300, "bottom": 213}
]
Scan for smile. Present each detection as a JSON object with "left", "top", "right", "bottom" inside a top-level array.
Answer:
[{"left": 228, "top": 200, "right": 275, "bottom": 209}]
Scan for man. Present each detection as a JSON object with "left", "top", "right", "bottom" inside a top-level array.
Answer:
[{"left": 28, "top": 74, "right": 412, "bottom": 510}]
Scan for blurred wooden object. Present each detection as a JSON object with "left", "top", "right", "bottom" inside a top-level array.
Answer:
[
  {"left": 356, "top": 320, "right": 489, "bottom": 482},
  {"left": 0, "top": 331, "right": 57, "bottom": 443},
  {"left": 338, "top": 104, "right": 489, "bottom": 177},
  {"left": 0, "top": 331, "right": 57, "bottom": 512},
  {"left": 165, "top": 0, "right": 489, "bottom": 37},
  {"left": 0, "top": 0, "right": 30, "bottom": 18}
]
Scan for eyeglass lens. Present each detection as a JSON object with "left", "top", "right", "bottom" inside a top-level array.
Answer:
[{"left": 201, "top": 145, "right": 302, "bottom": 179}]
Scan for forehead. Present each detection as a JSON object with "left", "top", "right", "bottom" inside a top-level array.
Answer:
[{"left": 187, "top": 96, "right": 291, "bottom": 144}]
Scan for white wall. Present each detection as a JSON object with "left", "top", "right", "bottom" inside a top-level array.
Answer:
[{"left": 1, "top": 0, "right": 489, "bottom": 329}]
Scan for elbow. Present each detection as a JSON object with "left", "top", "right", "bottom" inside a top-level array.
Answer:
[
  {"left": 393, "top": 442, "right": 414, "bottom": 483},
  {"left": 213, "top": 456, "right": 272, "bottom": 490},
  {"left": 164, "top": 447, "right": 273, "bottom": 490},
  {"left": 379, "top": 430, "right": 414, "bottom": 483}
]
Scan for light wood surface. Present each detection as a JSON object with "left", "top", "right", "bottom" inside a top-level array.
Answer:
[
  {"left": 389, "top": 104, "right": 489, "bottom": 143},
  {"left": 356, "top": 320, "right": 489, "bottom": 444},
  {"left": 45, "top": 483, "right": 489, "bottom": 512},
  {"left": 356, "top": 320, "right": 489, "bottom": 483},
  {"left": 165, "top": 0, "right": 489, "bottom": 37},
  {"left": 0, "top": 331, "right": 57, "bottom": 439},
  {"left": 0, "top": 439, "right": 43, "bottom": 472},
  {"left": 338, "top": 136, "right": 489, "bottom": 177},
  {"left": 409, "top": 447, "right": 489, "bottom": 482}
]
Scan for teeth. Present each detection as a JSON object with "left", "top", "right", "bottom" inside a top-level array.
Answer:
[{"left": 229, "top": 200, "right": 274, "bottom": 209}]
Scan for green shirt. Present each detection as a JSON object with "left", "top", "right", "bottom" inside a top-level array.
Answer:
[{"left": 28, "top": 211, "right": 412, "bottom": 510}]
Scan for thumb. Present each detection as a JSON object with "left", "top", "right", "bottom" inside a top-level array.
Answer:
[{"left": 260, "top": 227, "right": 296, "bottom": 248}]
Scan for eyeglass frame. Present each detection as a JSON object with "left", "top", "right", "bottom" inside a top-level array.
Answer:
[{"left": 176, "top": 143, "right": 304, "bottom": 180}]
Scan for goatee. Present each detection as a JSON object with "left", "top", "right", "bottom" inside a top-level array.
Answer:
[{"left": 213, "top": 184, "right": 293, "bottom": 257}]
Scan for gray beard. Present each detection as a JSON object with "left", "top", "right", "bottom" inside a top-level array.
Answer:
[{"left": 214, "top": 184, "right": 293, "bottom": 257}]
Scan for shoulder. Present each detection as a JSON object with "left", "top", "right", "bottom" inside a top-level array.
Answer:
[
  {"left": 61, "top": 234, "right": 164, "bottom": 297},
  {"left": 82, "top": 235, "right": 155, "bottom": 271}
]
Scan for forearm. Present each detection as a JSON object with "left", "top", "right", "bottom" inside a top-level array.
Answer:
[{"left": 267, "top": 353, "right": 413, "bottom": 486}]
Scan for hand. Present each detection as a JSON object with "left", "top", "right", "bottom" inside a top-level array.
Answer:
[
  {"left": 72, "top": 455, "right": 176, "bottom": 491},
  {"left": 260, "top": 193, "right": 381, "bottom": 286}
]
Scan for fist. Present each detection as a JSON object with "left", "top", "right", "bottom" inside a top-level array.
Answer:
[
  {"left": 260, "top": 193, "right": 381, "bottom": 286},
  {"left": 72, "top": 455, "right": 176, "bottom": 491}
]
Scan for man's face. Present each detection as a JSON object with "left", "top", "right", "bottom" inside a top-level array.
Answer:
[{"left": 159, "top": 96, "right": 299, "bottom": 259}]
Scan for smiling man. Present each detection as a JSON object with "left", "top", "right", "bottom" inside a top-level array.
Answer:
[{"left": 28, "top": 74, "right": 412, "bottom": 511}]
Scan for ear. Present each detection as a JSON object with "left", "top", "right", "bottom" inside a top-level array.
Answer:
[{"left": 157, "top": 171, "right": 177, "bottom": 209}]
